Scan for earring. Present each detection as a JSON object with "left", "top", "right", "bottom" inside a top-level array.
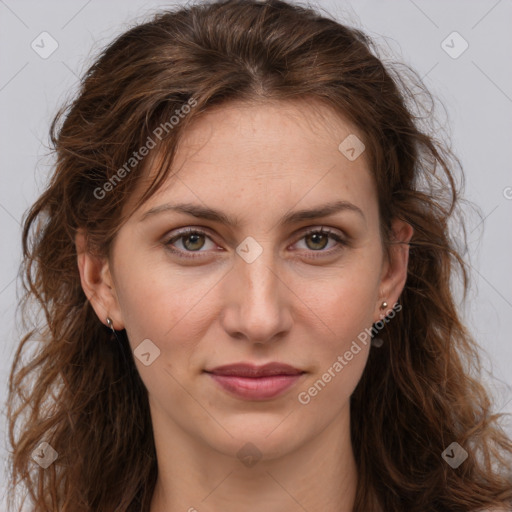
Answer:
[
  {"left": 371, "top": 301, "right": 388, "bottom": 348},
  {"left": 106, "top": 317, "right": 118, "bottom": 344},
  {"left": 105, "top": 316, "right": 129, "bottom": 366}
]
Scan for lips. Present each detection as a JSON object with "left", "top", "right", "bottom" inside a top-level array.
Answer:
[
  {"left": 204, "top": 363, "right": 305, "bottom": 400},
  {"left": 205, "top": 362, "right": 304, "bottom": 378}
]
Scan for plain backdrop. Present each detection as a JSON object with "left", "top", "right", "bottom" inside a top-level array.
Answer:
[{"left": 1, "top": 0, "right": 511, "bottom": 507}]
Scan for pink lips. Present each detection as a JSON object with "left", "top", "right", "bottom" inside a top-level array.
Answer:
[{"left": 205, "top": 363, "right": 305, "bottom": 400}]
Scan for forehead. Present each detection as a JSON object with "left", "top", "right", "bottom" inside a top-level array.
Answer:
[
  {"left": 127, "top": 98, "right": 378, "bottom": 226},
  {"left": 175, "top": 98, "right": 364, "bottom": 170}
]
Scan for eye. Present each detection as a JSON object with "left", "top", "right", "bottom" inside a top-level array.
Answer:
[
  {"left": 293, "top": 227, "right": 346, "bottom": 257},
  {"left": 164, "top": 228, "right": 217, "bottom": 258},
  {"left": 163, "top": 226, "right": 347, "bottom": 259}
]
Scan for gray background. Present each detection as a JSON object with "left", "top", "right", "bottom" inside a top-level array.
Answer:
[{"left": 1, "top": 0, "right": 511, "bottom": 507}]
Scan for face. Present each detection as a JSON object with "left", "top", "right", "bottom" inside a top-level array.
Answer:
[{"left": 78, "top": 98, "right": 412, "bottom": 461}]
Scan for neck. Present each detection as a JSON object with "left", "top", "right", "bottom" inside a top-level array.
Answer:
[{"left": 149, "top": 403, "right": 358, "bottom": 512}]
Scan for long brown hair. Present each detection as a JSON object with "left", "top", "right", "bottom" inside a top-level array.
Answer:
[{"left": 6, "top": 1, "right": 512, "bottom": 510}]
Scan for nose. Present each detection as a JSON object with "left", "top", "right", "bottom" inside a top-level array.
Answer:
[{"left": 219, "top": 246, "right": 293, "bottom": 344}]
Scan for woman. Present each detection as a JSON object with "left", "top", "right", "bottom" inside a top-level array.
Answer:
[{"left": 6, "top": 0, "right": 512, "bottom": 511}]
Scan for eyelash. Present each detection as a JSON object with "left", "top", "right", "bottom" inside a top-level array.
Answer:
[{"left": 163, "top": 227, "right": 348, "bottom": 260}]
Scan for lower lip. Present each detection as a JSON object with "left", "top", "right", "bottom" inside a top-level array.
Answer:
[{"left": 207, "top": 373, "right": 304, "bottom": 400}]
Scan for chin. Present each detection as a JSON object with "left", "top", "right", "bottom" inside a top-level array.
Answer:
[{"left": 205, "top": 415, "right": 309, "bottom": 461}]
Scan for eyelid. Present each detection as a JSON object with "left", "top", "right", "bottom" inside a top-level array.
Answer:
[
  {"left": 291, "top": 227, "right": 347, "bottom": 258},
  {"left": 163, "top": 227, "right": 220, "bottom": 258},
  {"left": 163, "top": 225, "right": 348, "bottom": 258}
]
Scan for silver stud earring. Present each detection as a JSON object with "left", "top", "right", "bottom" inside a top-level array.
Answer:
[
  {"left": 105, "top": 316, "right": 129, "bottom": 365},
  {"left": 380, "top": 301, "right": 388, "bottom": 310}
]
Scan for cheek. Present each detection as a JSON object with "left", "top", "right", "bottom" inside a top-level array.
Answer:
[
  {"left": 304, "top": 267, "right": 380, "bottom": 342},
  {"left": 294, "top": 257, "right": 379, "bottom": 398},
  {"left": 311, "top": 287, "right": 373, "bottom": 379},
  {"left": 297, "top": 335, "right": 370, "bottom": 418},
  {"left": 114, "top": 260, "right": 223, "bottom": 376},
  {"left": 114, "top": 243, "right": 214, "bottom": 328}
]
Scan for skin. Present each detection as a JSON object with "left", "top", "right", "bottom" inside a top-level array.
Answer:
[{"left": 76, "top": 98, "right": 413, "bottom": 512}]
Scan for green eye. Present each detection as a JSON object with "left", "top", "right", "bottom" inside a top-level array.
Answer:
[{"left": 164, "top": 226, "right": 347, "bottom": 260}]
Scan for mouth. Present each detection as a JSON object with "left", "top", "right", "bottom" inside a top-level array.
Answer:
[{"left": 204, "top": 362, "right": 306, "bottom": 400}]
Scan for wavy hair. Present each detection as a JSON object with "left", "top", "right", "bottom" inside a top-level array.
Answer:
[{"left": 6, "top": 0, "right": 512, "bottom": 510}]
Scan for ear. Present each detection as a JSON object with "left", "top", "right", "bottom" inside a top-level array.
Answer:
[
  {"left": 374, "top": 218, "right": 414, "bottom": 322},
  {"left": 75, "top": 228, "right": 124, "bottom": 330}
]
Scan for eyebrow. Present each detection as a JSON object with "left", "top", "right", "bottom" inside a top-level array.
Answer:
[{"left": 139, "top": 199, "right": 365, "bottom": 226}]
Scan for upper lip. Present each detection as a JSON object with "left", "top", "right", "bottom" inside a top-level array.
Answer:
[{"left": 205, "top": 363, "right": 304, "bottom": 377}]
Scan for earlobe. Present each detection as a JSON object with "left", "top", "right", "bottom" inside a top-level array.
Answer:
[
  {"left": 376, "top": 219, "right": 414, "bottom": 321},
  {"left": 75, "top": 228, "right": 124, "bottom": 330}
]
